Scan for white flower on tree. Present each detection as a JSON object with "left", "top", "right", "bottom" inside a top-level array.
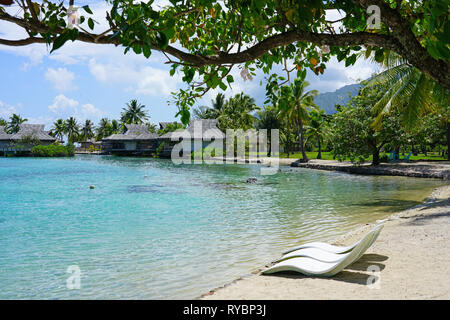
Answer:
[
  {"left": 240, "top": 68, "right": 253, "bottom": 81},
  {"left": 67, "top": 6, "right": 79, "bottom": 29},
  {"left": 321, "top": 45, "right": 330, "bottom": 54}
]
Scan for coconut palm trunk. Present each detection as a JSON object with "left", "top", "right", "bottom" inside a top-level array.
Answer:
[
  {"left": 298, "top": 118, "right": 308, "bottom": 162},
  {"left": 447, "top": 121, "right": 450, "bottom": 160},
  {"left": 317, "top": 135, "right": 322, "bottom": 159}
]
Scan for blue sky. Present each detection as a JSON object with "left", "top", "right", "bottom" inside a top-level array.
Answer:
[{"left": 0, "top": 1, "right": 380, "bottom": 130}]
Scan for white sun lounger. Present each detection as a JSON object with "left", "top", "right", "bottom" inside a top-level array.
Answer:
[
  {"left": 278, "top": 224, "right": 384, "bottom": 263},
  {"left": 263, "top": 224, "right": 383, "bottom": 277},
  {"left": 282, "top": 222, "right": 384, "bottom": 255}
]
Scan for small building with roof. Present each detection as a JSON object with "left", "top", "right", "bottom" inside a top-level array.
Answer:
[
  {"left": 158, "top": 119, "right": 224, "bottom": 158},
  {"left": 0, "top": 124, "right": 56, "bottom": 154},
  {"left": 9, "top": 124, "right": 56, "bottom": 144},
  {"left": 79, "top": 138, "right": 102, "bottom": 151},
  {"left": 102, "top": 124, "right": 159, "bottom": 155},
  {"left": 0, "top": 126, "right": 12, "bottom": 150}
]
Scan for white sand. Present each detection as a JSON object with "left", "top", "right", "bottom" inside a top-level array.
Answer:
[{"left": 201, "top": 185, "right": 450, "bottom": 300}]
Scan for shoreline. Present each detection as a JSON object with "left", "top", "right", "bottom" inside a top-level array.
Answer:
[
  {"left": 200, "top": 184, "right": 450, "bottom": 300},
  {"left": 262, "top": 158, "right": 450, "bottom": 180}
]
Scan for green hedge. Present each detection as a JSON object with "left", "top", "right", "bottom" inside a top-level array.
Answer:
[{"left": 31, "top": 144, "right": 75, "bottom": 157}]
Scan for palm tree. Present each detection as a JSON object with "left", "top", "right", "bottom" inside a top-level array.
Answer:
[
  {"left": 65, "top": 117, "right": 79, "bottom": 143},
  {"left": 193, "top": 106, "right": 212, "bottom": 119},
  {"left": 7, "top": 113, "right": 27, "bottom": 134},
  {"left": 364, "top": 51, "right": 449, "bottom": 159},
  {"left": 278, "top": 79, "right": 318, "bottom": 162},
  {"left": 0, "top": 118, "right": 7, "bottom": 127},
  {"left": 218, "top": 93, "right": 259, "bottom": 130},
  {"left": 256, "top": 106, "right": 281, "bottom": 157},
  {"left": 146, "top": 122, "right": 157, "bottom": 133},
  {"left": 305, "top": 109, "right": 327, "bottom": 159},
  {"left": 96, "top": 118, "right": 110, "bottom": 140},
  {"left": 110, "top": 119, "right": 122, "bottom": 134},
  {"left": 193, "top": 93, "right": 227, "bottom": 119},
  {"left": 158, "top": 122, "right": 185, "bottom": 135},
  {"left": 120, "top": 99, "right": 149, "bottom": 124},
  {"left": 210, "top": 93, "right": 226, "bottom": 117},
  {"left": 50, "top": 119, "right": 66, "bottom": 142},
  {"left": 81, "top": 119, "right": 95, "bottom": 142},
  {"left": 280, "top": 123, "right": 296, "bottom": 158}
]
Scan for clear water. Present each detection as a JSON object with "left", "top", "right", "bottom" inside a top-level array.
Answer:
[{"left": 0, "top": 155, "right": 445, "bottom": 299}]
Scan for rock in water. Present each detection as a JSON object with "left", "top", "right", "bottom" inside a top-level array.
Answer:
[
  {"left": 246, "top": 178, "right": 257, "bottom": 184},
  {"left": 89, "top": 185, "right": 95, "bottom": 189}
]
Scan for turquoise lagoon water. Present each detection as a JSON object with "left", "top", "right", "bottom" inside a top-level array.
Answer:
[{"left": 0, "top": 155, "right": 446, "bottom": 299}]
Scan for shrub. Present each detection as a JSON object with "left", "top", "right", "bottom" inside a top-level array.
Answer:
[
  {"left": 379, "top": 154, "right": 390, "bottom": 163},
  {"left": 154, "top": 141, "right": 165, "bottom": 158},
  {"left": 31, "top": 143, "right": 75, "bottom": 157}
]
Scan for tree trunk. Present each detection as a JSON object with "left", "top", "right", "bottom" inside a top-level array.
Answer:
[
  {"left": 395, "top": 145, "right": 400, "bottom": 160},
  {"left": 317, "top": 135, "right": 322, "bottom": 159},
  {"left": 299, "top": 119, "right": 308, "bottom": 162},
  {"left": 372, "top": 150, "right": 380, "bottom": 166},
  {"left": 447, "top": 121, "right": 450, "bottom": 161},
  {"left": 421, "top": 145, "right": 427, "bottom": 156},
  {"left": 412, "top": 143, "right": 417, "bottom": 156}
]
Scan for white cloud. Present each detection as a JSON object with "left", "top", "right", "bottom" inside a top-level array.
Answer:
[
  {"left": 81, "top": 103, "right": 103, "bottom": 122},
  {"left": 48, "top": 94, "right": 79, "bottom": 115},
  {"left": 27, "top": 115, "right": 56, "bottom": 129},
  {"left": 0, "top": 100, "right": 19, "bottom": 119},
  {"left": 48, "top": 94, "right": 104, "bottom": 122},
  {"left": 88, "top": 58, "right": 181, "bottom": 96},
  {"left": 45, "top": 67, "right": 77, "bottom": 91}
]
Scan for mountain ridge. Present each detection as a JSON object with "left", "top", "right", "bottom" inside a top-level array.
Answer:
[{"left": 314, "top": 83, "right": 362, "bottom": 114}]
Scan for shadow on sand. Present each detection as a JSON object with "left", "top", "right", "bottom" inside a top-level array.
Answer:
[{"left": 262, "top": 253, "right": 388, "bottom": 286}]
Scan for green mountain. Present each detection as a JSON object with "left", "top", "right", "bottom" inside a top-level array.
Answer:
[{"left": 314, "top": 83, "right": 362, "bottom": 114}]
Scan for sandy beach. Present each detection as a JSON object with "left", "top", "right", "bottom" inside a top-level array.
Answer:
[{"left": 201, "top": 184, "right": 450, "bottom": 300}]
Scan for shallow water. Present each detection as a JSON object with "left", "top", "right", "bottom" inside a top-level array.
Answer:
[{"left": 0, "top": 155, "right": 446, "bottom": 299}]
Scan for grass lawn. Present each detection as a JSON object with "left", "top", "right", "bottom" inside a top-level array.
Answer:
[{"left": 276, "top": 151, "right": 448, "bottom": 162}]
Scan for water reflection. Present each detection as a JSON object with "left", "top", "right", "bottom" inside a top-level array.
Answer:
[{"left": 0, "top": 155, "right": 446, "bottom": 300}]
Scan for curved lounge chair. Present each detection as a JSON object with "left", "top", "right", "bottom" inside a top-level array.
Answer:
[
  {"left": 263, "top": 225, "right": 382, "bottom": 277},
  {"left": 276, "top": 224, "right": 383, "bottom": 263},
  {"left": 283, "top": 222, "right": 384, "bottom": 255}
]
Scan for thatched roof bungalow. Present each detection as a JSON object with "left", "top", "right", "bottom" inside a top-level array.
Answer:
[
  {"left": 158, "top": 119, "right": 224, "bottom": 157},
  {"left": 102, "top": 124, "right": 159, "bottom": 155},
  {"left": 0, "top": 124, "right": 56, "bottom": 154},
  {"left": 79, "top": 138, "right": 102, "bottom": 151},
  {"left": 0, "top": 126, "right": 12, "bottom": 149},
  {"left": 9, "top": 124, "right": 56, "bottom": 143}
]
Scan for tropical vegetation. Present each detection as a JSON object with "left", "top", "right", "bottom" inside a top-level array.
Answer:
[
  {"left": 120, "top": 99, "right": 149, "bottom": 124},
  {"left": 1, "top": 0, "right": 448, "bottom": 124},
  {"left": 31, "top": 143, "right": 75, "bottom": 157},
  {"left": 6, "top": 114, "right": 27, "bottom": 134},
  {"left": 276, "top": 79, "right": 319, "bottom": 162}
]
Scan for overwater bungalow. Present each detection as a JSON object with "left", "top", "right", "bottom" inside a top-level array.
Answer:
[
  {"left": 158, "top": 119, "right": 224, "bottom": 158},
  {"left": 102, "top": 124, "right": 159, "bottom": 155},
  {"left": 0, "top": 124, "right": 56, "bottom": 155},
  {"left": 0, "top": 126, "right": 11, "bottom": 150},
  {"left": 79, "top": 138, "right": 102, "bottom": 151}
]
